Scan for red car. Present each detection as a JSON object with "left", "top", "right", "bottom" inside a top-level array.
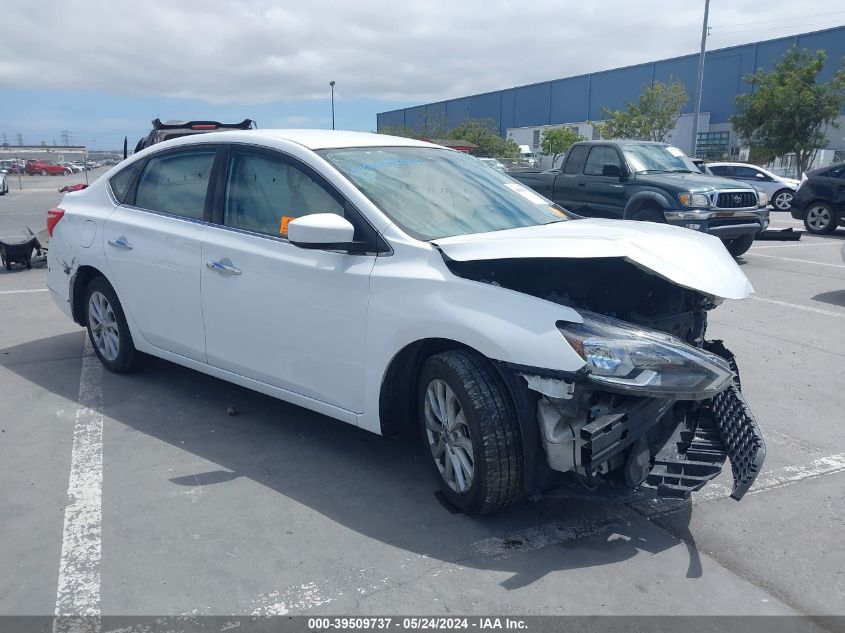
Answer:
[{"left": 25, "top": 160, "right": 70, "bottom": 176}]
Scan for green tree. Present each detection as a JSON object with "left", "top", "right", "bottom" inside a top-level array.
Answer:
[
  {"left": 541, "top": 127, "right": 586, "bottom": 164},
  {"left": 447, "top": 118, "right": 520, "bottom": 158},
  {"left": 595, "top": 79, "right": 689, "bottom": 142},
  {"left": 731, "top": 47, "right": 845, "bottom": 176},
  {"left": 379, "top": 116, "right": 520, "bottom": 158}
]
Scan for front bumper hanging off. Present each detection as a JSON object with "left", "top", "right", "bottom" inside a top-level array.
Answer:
[{"left": 647, "top": 342, "right": 766, "bottom": 501}]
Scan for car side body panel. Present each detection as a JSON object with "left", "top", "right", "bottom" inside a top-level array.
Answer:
[{"left": 357, "top": 233, "right": 587, "bottom": 433}]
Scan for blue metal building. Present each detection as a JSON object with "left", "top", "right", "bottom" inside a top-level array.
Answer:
[{"left": 377, "top": 26, "right": 845, "bottom": 156}]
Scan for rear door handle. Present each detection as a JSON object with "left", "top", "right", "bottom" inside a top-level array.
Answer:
[
  {"left": 206, "top": 260, "right": 242, "bottom": 275},
  {"left": 108, "top": 238, "right": 133, "bottom": 250}
]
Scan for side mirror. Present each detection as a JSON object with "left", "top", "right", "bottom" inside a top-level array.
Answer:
[
  {"left": 755, "top": 172, "right": 766, "bottom": 180},
  {"left": 601, "top": 163, "right": 622, "bottom": 178},
  {"left": 288, "top": 213, "right": 368, "bottom": 252}
]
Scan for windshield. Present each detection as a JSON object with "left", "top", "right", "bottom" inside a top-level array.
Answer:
[
  {"left": 622, "top": 143, "right": 698, "bottom": 174},
  {"left": 318, "top": 146, "right": 569, "bottom": 240}
]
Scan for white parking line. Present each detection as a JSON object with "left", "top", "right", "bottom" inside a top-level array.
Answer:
[
  {"left": 751, "top": 241, "right": 842, "bottom": 249},
  {"left": 744, "top": 252, "right": 845, "bottom": 268},
  {"left": 54, "top": 337, "right": 103, "bottom": 631},
  {"left": 751, "top": 296, "right": 845, "bottom": 319},
  {"left": 0, "top": 288, "right": 49, "bottom": 295}
]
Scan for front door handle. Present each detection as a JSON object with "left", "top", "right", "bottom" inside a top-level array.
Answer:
[
  {"left": 108, "top": 237, "right": 133, "bottom": 250},
  {"left": 206, "top": 260, "right": 242, "bottom": 275}
]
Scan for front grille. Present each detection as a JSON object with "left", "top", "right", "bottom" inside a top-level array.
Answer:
[{"left": 716, "top": 191, "right": 757, "bottom": 208}]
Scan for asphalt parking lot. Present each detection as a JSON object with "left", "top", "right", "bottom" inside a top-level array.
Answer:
[{"left": 1, "top": 175, "right": 843, "bottom": 626}]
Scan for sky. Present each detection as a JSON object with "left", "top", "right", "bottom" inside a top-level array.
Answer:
[{"left": 1, "top": 0, "right": 843, "bottom": 150}]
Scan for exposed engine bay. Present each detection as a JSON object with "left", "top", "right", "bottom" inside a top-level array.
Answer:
[
  {"left": 447, "top": 257, "right": 712, "bottom": 342},
  {"left": 447, "top": 256, "right": 766, "bottom": 501}
]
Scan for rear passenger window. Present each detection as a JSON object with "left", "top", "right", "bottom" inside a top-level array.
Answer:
[
  {"left": 134, "top": 150, "right": 215, "bottom": 219},
  {"left": 224, "top": 150, "right": 344, "bottom": 237},
  {"left": 564, "top": 145, "right": 587, "bottom": 174},
  {"left": 709, "top": 165, "right": 730, "bottom": 176},
  {"left": 109, "top": 160, "right": 144, "bottom": 204},
  {"left": 583, "top": 147, "right": 621, "bottom": 176}
]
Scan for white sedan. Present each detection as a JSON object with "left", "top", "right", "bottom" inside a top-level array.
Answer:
[
  {"left": 707, "top": 162, "right": 800, "bottom": 211},
  {"left": 46, "top": 130, "right": 765, "bottom": 514}
]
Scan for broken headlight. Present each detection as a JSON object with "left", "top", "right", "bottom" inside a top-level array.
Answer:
[{"left": 558, "top": 311, "right": 734, "bottom": 400}]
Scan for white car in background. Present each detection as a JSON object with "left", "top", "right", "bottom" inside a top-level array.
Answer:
[
  {"left": 707, "top": 162, "right": 800, "bottom": 211},
  {"left": 46, "top": 130, "right": 765, "bottom": 515}
]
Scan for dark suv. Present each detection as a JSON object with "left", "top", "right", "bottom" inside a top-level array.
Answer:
[
  {"left": 133, "top": 118, "right": 257, "bottom": 154},
  {"left": 510, "top": 140, "right": 768, "bottom": 256},
  {"left": 789, "top": 162, "right": 845, "bottom": 234}
]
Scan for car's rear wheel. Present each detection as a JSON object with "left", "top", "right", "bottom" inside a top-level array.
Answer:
[
  {"left": 418, "top": 349, "right": 523, "bottom": 515},
  {"left": 84, "top": 277, "right": 142, "bottom": 373},
  {"left": 772, "top": 189, "right": 794, "bottom": 211},
  {"left": 804, "top": 202, "right": 837, "bottom": 234},
  {"left": 723, "top": 234, "right": 755, "bottom": 257}
]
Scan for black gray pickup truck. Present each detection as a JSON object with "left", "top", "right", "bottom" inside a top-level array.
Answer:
[{"left": 510, "top": 140, "right": 769, "bottom": 256}]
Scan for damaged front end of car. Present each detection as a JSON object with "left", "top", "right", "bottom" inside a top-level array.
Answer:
[{"left": 448, "top": 256, "right": 766, "bottom": 501}]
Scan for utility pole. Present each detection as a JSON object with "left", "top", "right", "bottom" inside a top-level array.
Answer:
[
  {"left": 329, "top": 81, "right": 336, "bottom": 130},
  {"left": 690, "top": 0, "right": 710, "bottom": 158},
  {"left": 16, "top": 132, "right": 23, "bottom": 146},
  {"left": 61, "top": 130, "right": 70, "bottom": 146}
]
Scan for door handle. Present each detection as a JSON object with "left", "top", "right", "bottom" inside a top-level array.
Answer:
[
  {"left": 206, "top": 260, "right": 242, "bottom": 275},
  {"left": 108, "top": 238, "right": 133, "bottom": 250}
]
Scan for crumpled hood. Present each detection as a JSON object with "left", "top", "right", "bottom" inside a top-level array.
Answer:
[{"left": 433, "top": 219, "right": 754, "bottom": 300}]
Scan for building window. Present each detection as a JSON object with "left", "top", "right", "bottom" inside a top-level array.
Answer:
[{"left": 695, "top": 131, "right": 730, "bottom": 159}]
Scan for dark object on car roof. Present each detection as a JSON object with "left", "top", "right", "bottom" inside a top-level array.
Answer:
[{"left": 133, "top": 118, "right": 257, "bottom": 154}]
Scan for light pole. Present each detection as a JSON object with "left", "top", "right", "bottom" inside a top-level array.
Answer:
[
  {"left": 690, "top": 0, "right": 710, "bottom": 158},
  {"left": 329, "top": 81, "right": 336, "bottom": 130}
]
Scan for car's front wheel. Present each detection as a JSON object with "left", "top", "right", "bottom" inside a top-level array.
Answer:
[
  {"left": 418, "top": 349, "right": 523, "bottom": 515},
  {"left": 85, "top": 277, "right": 142, "bottom": 373},
  {"left": 723, "top": 234, "right": 755, "bottom": 257},
  {"left": 804, "top": 202, "right": 837, "bottom": 234},
  {"left": 772, "top": 189, "right": 794, "bottom": 211}
]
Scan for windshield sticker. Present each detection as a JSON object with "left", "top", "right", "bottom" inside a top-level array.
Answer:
[
  {"left": 666, "top": 146, "right": 685, "bottom": 157},
  {"left": 503, "top": 183, "right": 548, "bottom": 204}
]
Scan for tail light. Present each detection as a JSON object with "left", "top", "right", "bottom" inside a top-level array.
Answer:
[
  {"left": 191, "top": 124, "right": 217, "bottom": 130},
  {"left": 47, "top": 207, "right": 65, "bottom": 237}
]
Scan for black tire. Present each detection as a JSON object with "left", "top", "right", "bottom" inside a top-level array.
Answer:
[
  {"left": 771, "top": 188, "right": 794, "bottom": 211},
  {"left": 84, "top": 276, "right": 143, "bottom": 373},
  {"left": 803, "top": 202, "right": 837, "bottom": 235},
  {"left": 418, "top": 349, "right": 523, "bottom": 515},
  {"left": 724, "top": 234, "right": 755, "bottom": 257},
  {"left": 631, "top": 206, "right": 666, "bottom": 223}
]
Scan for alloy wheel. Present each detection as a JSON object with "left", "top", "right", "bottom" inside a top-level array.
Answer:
[
  {"left": 774, "top": 191, "right": 793, "bottom": 210},
  {"left": 806, "top": 205, "right": 832, "bottom": 231},
  {"left": 88, "top": 290, "right": 120, "bottom": 361},
  {"left": 423, "top": 378, "right": 475, "bottom": 494}
]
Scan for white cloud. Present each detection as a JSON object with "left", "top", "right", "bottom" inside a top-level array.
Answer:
[{"left": 0, "top": 0, "right": 841, "bottom": 105}]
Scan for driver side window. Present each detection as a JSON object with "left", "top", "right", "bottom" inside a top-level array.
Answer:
[
  {"left": 224, "top": 150, "right": 344, "bottom": 238},
  {"left": 583, "top": 147, "right": 621, "bottom": 176}
]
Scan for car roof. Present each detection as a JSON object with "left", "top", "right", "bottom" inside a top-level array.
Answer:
[
  {"left": 168, "top": 129, "right": 440, "bottom": 151},
  {"left": 708, "top": 162, "right": 759, "bottom": 167}
]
